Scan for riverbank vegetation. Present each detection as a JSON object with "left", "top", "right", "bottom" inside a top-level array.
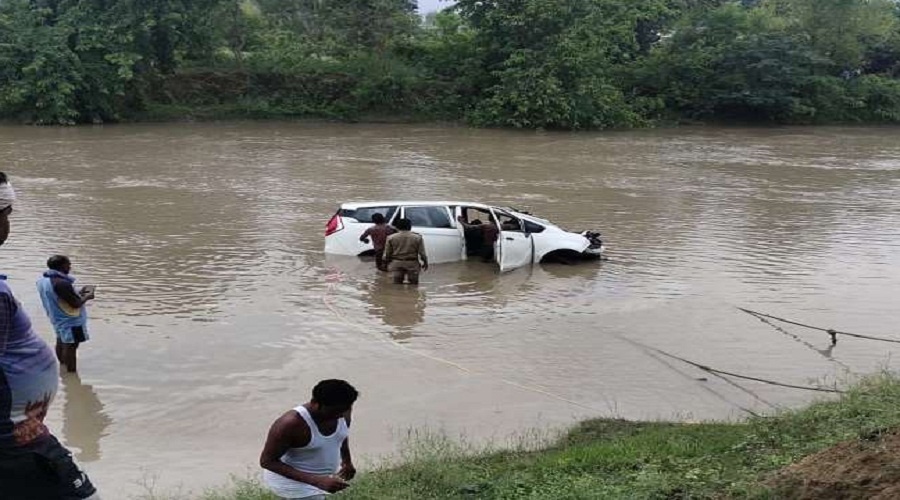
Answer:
[
  {"left": 3, "top": 0, "right": 900, "bottom": 128},
  {"left": 193, "top": 373, "right": 900, "bottom": 499}
]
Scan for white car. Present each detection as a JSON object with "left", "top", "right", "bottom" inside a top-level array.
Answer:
[{"left": 324, "top": 201, "right": 605, "bottom": 272}]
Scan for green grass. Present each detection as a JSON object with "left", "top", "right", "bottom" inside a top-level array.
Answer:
[{"left": 199, "top": 373, "right": 900, "bottom": 499}]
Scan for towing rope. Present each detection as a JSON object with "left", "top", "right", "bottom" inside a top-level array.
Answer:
[
  {"left": 739, "top": 307, "right": 900, "bottom": 346},
  {"left": 739, "top": 308, "right": 852, "bottom": 372},
  {"left": 316, "top": 270, "right": 858, "bottom": 415},
  {"left": 639, "top": 343, "right": 762, "bottom": 416},
  {"left": 628, "top": 338, "right": 843, "bottom": 394}
]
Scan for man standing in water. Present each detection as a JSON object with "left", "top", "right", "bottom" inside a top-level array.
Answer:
[
  {"left": 37, "top": 255, "right": 95, "bottom": 373},
  {"left": 260, "top": 379, "right": 359, "bottom": 499},
  {"left": 359, "top": 212, "right": 396, "bottom": 272},
  {"left": 382, "top": 218, "right": 428, "bottom": 285}
]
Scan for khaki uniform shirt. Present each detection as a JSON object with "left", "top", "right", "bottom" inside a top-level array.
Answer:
[{"left": 384, "top": 231, "right": 427, "bottom": 264}]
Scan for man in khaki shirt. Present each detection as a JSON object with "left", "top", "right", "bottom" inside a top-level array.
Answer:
[{"left": 383, "top": 218, "right": 428, "bottom": 285}]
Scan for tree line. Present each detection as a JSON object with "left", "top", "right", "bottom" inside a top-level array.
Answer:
[{"left": 2, "top": 0, "right": 899, "bottom": 128}]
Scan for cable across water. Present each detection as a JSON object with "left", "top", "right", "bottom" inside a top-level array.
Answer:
[{"left": 739, "top": 308, "right": 900, "bottom": 346}]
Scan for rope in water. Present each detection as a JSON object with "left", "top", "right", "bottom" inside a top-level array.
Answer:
[
  {"left": 738, "top": 307, "right": 900, "bottom": 346},
  {"left": 740, "top": 308, "right": 853, "bottom": 372},
  {"left": 642, "top": 346, "right": 763, "bottom": 417},
  {"left": 321, "top": 274, "right": 604, "bottom": 413},
  {"left": 613, "top": 333, "right": 777, "bottom": 416},
  {"left": 635, "top": 341, "right": 844, "bottom": 394},
  {"left": 317, "top": 274, "right": 855, "bottom": 413}
]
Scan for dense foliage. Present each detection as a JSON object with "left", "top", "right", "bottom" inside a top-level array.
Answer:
[{"left": 2, "top": 0, "right": 900, "bottom": 128}]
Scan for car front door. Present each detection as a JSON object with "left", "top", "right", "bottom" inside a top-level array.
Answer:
[
  {"left": 491, "top": 209, "right": 533, "bottom": 272},
  {"left": 453, "top": 206, "right": 467, "bottom": 261},
  {"left": 400, "top": 205, "right": 463, "bottom": 264}
]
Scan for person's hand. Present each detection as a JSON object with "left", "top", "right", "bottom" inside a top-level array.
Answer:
[
  {"left": 422, "top": 262, "right": 429, "bottom": 272},
  {"left": 79, "top": 287, "right": 95, "bottom": 301},
  {"left": 338, "top": 461, "right": 356, "bottom": 481},
  {"left": 361, "top": 237, "right": 370, "bottom": 244},
  {"left": 313, "top": 475, "right": 350, "bottom": 493}
]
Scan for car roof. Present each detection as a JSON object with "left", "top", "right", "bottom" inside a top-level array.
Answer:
[
  {"left": 341, "top": 201, "right": 494, "bottom": 210},
  {"left": 339, "top": 201, "right": 559, "bottom": 228}
]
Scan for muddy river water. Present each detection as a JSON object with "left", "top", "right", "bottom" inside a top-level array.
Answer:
[{"left": 1, "top": 123, "right": 899, "bottom": 497}]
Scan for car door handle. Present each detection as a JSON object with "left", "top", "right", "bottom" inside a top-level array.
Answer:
[{"left": 505, "top": 237, "right": 514, "bottom": 241}]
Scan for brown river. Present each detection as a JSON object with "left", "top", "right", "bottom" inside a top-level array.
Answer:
[{"left": 1, "top": 123, "right": 899, "bottom": 497}]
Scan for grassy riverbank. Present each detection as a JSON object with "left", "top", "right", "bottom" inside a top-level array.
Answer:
[{"left": 196, "top": 373, "right": 900, "bottom": 499}]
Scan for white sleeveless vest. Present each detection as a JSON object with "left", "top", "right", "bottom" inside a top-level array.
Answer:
[{"left": 263, "top": 405, "right": 349, "bottom": 498}]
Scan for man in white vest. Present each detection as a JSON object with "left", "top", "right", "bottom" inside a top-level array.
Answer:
[{"left": 260, "top": 380, "right": 358, "bottom": 499}]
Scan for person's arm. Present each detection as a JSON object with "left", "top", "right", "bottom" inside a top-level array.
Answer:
[
  {"left": 259, "top": 413, "right": 349, "bottom": 493},
  {"left": 0, "top": 291, "right": 16, "bottom": 356},
  {"left": 0, "top": 206, "right": 11, "bottom": 247},
  {"left": 53, "top": 279, "right": 91, "bottom": 309},
  {"left": 383, "top": 237, "right": 394, "bottom": 266},
  {"left": 418, "top": 235, "right": 428, "bottom": 271},
  {"left": 337, "top": 409, "right": 355, "bottom": 480},
  {"left": 359, "top": 228, "right": 371, "bottom": 244}
]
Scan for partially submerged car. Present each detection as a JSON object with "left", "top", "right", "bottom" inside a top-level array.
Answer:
[{"left": 324, "top": 201, "right": 605, "bottom": 272}]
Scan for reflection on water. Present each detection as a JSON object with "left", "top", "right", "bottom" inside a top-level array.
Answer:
[
  {"left": 61, "top": 374, "right": 111, "bottom": 463},
  {"left": 1, "top": 123, "right": 898, "bottom": 497},
  {"left": 365, "top": 276, "right": 426, "bottom": 340}
]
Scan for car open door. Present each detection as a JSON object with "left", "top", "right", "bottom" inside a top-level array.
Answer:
[
  {"left": 453, "top": 206, "right": 467, "bottom": 261},
  {"left": 492, "top": 209, "right": 533, "bottom": 273}
]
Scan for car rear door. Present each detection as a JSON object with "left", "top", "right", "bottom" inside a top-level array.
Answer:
[
  {"left": 491, "top": 208, "right": 533, "bottom": 272},
  {"left": 400, "top": 205, "right": 463, "bottom": 264}
]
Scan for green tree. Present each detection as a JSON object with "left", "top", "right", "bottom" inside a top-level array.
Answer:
[
  {"left": 456, "top": 0, "right": 668, "bottom": 129},
  {"left": 256, "top": 0, "right": 419, "bottom": 57},
  {"left": 0, "top": 0, "right": 141, "bottom": 124},
  {"left": 0, "top": 2, "right": 83, "bottom": 124},
  {"left": 769, "top": 0, "right": 899, "bottom": 70},
  {"left": 636, "top": 0, "right": 900, "bottom": 123},
  {"left": 0, "top": 0, "right": 232, "bottom": 123}
]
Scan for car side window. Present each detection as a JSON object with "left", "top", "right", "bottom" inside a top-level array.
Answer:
[
  {"left": 523, "top": 220, "right": 545, "bottom": 233},
  {"left": 404, "top": 206, "right": 452, "bottom": 228},
  {"left": 347, "top": 206, "right": 397, "bottom": 223},
  {"left": 494, "top": 211, "right": 524, "bottom": 232}
]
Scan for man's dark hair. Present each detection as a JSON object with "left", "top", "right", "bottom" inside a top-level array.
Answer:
[
  {"left": 47, "top": 255, "right": 71, "bottom": 271},
  {"left": 312, "top": 379, "right": 358, "bottom": 407},
  {"left": 395, "top": 218, "right": 412, "bottom": 231},
  {"left": 371, "top": 213, "right": 386, "bottom": 224},
  {"left": 0, "top": 172, "right": 7, "bottom": 184}
]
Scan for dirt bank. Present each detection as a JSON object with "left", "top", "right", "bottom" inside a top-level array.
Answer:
[{"left": 770, "top": 429, "right": 900, "bottom": 499}]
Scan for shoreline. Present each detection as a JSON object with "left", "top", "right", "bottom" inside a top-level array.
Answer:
[
  {"left": 6, "top": 112, "right": 900, "bottom": 131},
  {"left": 194, "top": 374, "right": 900, "bottom": 500}
]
